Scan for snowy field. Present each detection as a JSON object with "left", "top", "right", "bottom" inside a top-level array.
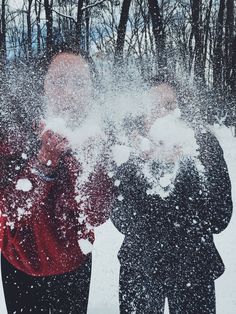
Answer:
[{"left": 0, "top": 125, "right": 235, "bottom": 314}]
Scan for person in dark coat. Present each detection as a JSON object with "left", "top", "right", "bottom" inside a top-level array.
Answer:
[{"left": 111, "top": 81, "right": 233, "bottom": 314}]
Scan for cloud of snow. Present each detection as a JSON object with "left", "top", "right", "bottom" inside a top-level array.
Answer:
[
  {"left": 40, "top": 63, "right": 205, "bottom": 200},
  {"left": 1, "top": 58, "right": 205, "bottom": 200},
  {"left": 16, "top": 179, "right": 33, "bottom": 192},
  {"left": 78, "top": 238, "right": 93, "bottom": 255}
]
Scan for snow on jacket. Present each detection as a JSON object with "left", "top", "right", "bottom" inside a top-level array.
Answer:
[
  {"left": 0, "top": 133, "right": 113, "bottom": 276},
  {"left": 111, "top": 130, "right": 233, "bottom": 283}
]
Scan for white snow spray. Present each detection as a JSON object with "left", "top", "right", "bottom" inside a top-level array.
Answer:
[
  {"left": 42, "top": 63, "right": 206, "bottom": 199},
  {"left": 0, "top": 59, "right": 208, "bottom": 201}
]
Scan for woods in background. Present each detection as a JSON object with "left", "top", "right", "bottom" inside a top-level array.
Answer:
[{"left": 0, "top": 0, "right": 235, "bottom": 126}]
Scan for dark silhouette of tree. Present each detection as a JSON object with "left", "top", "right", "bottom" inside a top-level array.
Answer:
[
  {"left": 192, "top": 0, "right": 204, "bottom": 82},
  {"left": 225, "top": 0, "right": 234, "bottom": 88},
  {"left": 114, "top": 0, "right": 132, "bottom": 66},
  {"left": 76, "top": 0, "right": 84, "bottom": 50},
  {"left": 230, "top": 35, "right": 236, "bottom": 95},
  {"left": 85, "top": 0, "right": 90, "bottom": 54},
  {"left": 44, "top": 0, "right": 54, "bottom": 54},
  {"left": 203, "top": 0, "right": 213, "bottom": 73},
  {"left": 27, "top": 0, "right": 33, "bottom": 58},
  {"left": 0, "top": 0, "right": 235, "bottom": 124},
  {"left": 213, "top": 0, "right": 225, "bottom": 89},
  {"left": 35, "top": 0, "right": 42, "bottom": 54},
  {"left": 0, "top": 0, "right": 6, "bottom": 65},
  {"left": 147, "top": 0, "right": 166, "bottom": 68}
]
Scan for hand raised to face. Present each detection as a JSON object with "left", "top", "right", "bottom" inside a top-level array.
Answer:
[{"left": 36, "top": 127, "right": 69, "bottom": 169}]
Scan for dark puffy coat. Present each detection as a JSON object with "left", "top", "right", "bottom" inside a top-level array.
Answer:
[{"left": 111, "top": 130, "right": 233, "bottom": 283}]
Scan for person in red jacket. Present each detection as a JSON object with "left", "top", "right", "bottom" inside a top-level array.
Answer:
[{"left": 0, "top": 50, "right": 113, "bottom": 313}]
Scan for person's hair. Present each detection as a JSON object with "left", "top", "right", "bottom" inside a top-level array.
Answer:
[
  {"left": 148, "top": 68, "right": 180, "bottom": 91},
  {"left": 36, "top": 43, "right": 98, "bottom": 91},
  {"left": 147, "top": 67, "right": 205, "bottom": 127}
]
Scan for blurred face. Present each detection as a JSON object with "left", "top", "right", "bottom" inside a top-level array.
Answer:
[
  {"left": 149, "top": 83, "right": 177, "bottom": 120},
  {"left": 44, "top": 52, "right": 92, "bottom": 120}
]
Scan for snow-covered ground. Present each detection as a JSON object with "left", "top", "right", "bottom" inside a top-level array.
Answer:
[
  {"left": 0, "top": 125, "right": 235, "bottom": 314},
  {"left": 211, "top": 125, "right": 236, "bottom": 314}
]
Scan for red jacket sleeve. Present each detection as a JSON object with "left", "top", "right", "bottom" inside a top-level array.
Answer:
[
  {"left": 0, "top": 156, "right": 55, "bottom": 227},
  {"left": 1, "top": 139, "right": 114, "bottom": 250},
  {"left": 80, "top": 165, "right": 114, "bottom": 227},
  {"left": 47, "top": 153, "right": 114, "bottom": 229}
]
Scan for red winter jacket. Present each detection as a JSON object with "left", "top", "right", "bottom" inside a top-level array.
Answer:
[{"left": 0, "top": 135, "right": 113, "bottom": 276}]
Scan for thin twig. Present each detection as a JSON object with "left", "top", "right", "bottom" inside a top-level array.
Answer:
[{"left": 82, "top": 0, "right": 107, "bottom": 11}]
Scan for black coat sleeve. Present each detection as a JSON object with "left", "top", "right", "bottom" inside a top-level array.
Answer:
[
  {"left": 110, "top": 161, "right": 150, "bottom": 235},
  {"left": 196, "top": 130, "right": 233, "bottom": 234}
]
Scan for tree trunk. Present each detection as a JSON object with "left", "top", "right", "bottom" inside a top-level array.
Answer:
[
  {"left": 76, "top": 0, "right": 84, "bottom": 50},
  {"left": 35, "top": 0, "right": 42, "bottom": 54},
  {"left": 44, "top": 0, "right": 53, "bottom": 55},
  {"left": 147, "top": 0, "right": 166, "bottom": 69},
  {"left": 85, "top": 0, "right": 90, "bottom": 54},
  {"left": 114, "top": 0, "right": 132, "bottom": 67},
  {"left": 27, "top": 0, "right": 33, "bottom": 58},
  {"left": 203, "top": 0, "right": 213, "bottom": 72},
  {"left": 0, "top": 0, "right": 6, "bottom": 65},
  {"left": 192, "top": 0, "right": 204, "bottom": 82},
  {"left": 230, "top": 35, "right": 236, "bottom": 95},
  {"left": 225, "top": 0, "right": 234, "bottom": 87},
  {"left": 213, "top": 0, "right": 225, "bottom": 89}
]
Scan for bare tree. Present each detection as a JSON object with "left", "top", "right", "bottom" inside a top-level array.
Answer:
[
  {"left": 114, "top": 0, "right": 132, "bottom": 66},
  {"left": 85, "top": 0, "right": 90, "bottom": 54},
  {"left": 76, "top": 0, "right": 84, "bottom": 50},
  {"left": 26, "top": 0, "right": 33, "bottom": 57},
  {"left": 213, "top": 0, "right": 225, "bottom": 89},
  {"left": 231, "top": 35, "right": 236, "bottom": 95},
  {"left": 225, "top": 0, "right": 234, "bottom": 87},
  {"left": 191, "top": 0, "right": 204, "bottom": 81},
  {"left": 203, "top": 0, "right": 213, "bottom": 72},
  {"left": 1, "top": 0, "right": 236, "bottom": 124},
  {"left": 35, "top": 0, "right": 42, "bottom": 54},
  {"left": 44, "top": 0, "right": 54, "bottom": 54},
  {"left": 148, "top": 0, "right": 166, "bottom": 68},
  {"left": 0, "top": 0, "right": 6, "bottom": 64}
]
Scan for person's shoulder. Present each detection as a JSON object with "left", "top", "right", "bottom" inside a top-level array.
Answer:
[
  {"left": 115, "top": 157, "right": 143, "bottom": 179},
  {"left": 194, "top": 125, "right": 221, "bottom": 151}
]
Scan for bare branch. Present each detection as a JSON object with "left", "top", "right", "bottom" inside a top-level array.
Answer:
[
  {"left": 82, "top": 0, "right": 107, "bottom": 11},
  {"left": 52, "top": 8, "right": 76, "bottom": 23},
  {"left": 35, "top": 0, "right": 76, "bottom": 23}
]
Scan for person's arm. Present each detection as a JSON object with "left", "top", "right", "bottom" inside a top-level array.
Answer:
[
  {"left": 110, "top": 162, "right": 150, "bottom": 235},
  {"left": 81, "top": 165, "right": 114, "bottom": 228},
  {"left": 0, "top": 129, "right": 67, "bottom": 226},
  {"left": 196, "top": 130, "right": 233, "bottom": 234},
  {"left": 1, "top": 161, "right": 56, "bottom": 224},
  {"left": 156, "top": 131, "right": 232, "bottom": 236}
]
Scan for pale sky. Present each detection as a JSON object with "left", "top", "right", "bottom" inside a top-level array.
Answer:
[{"left": 9, "top": 0, "right": 24, "bottom": 9}]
